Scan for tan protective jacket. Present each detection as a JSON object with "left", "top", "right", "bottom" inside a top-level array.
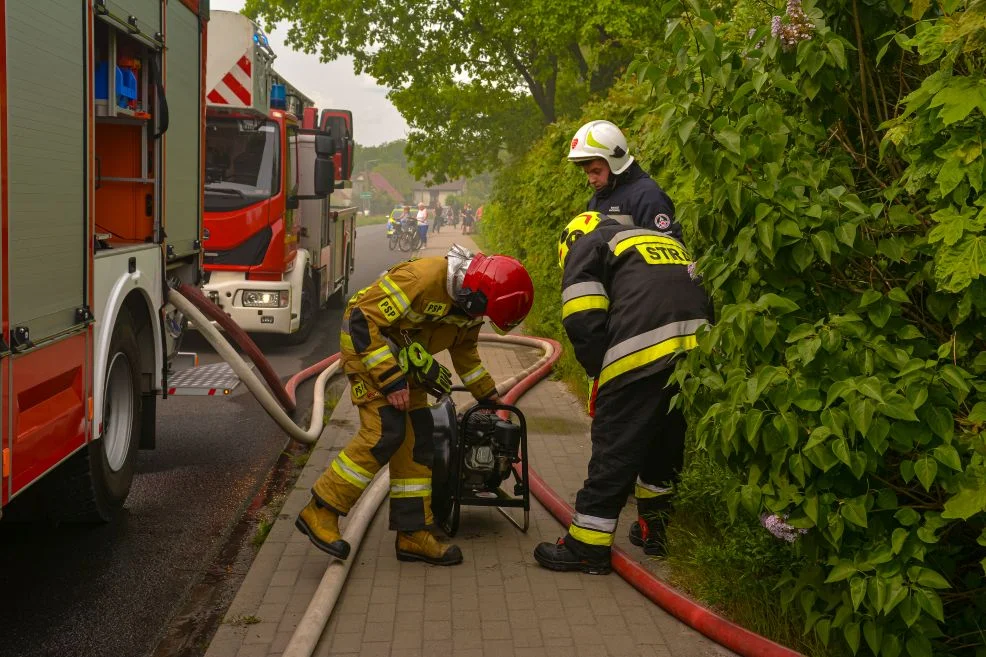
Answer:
[{"left": 340, "top": 257, "right": 496, "bottom": 401}]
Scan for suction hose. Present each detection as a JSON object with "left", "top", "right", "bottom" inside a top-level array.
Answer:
[
  {"left": 177, "top": 283, "right": 297, "bottom": 412},
  {"left": 168, "top": 288, "right": 337, "bottom": 444},
  {"left": 169, "top": 285, "right": 800, "bottom": 657}
]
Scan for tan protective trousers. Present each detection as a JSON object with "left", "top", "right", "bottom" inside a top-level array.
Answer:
[{"left": 311, "top": 375, "right": 436, "bottom": 531}]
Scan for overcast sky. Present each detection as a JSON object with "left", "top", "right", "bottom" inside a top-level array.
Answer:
[{"left": 209, "top": 0, "right": 409, "bottom": 146}]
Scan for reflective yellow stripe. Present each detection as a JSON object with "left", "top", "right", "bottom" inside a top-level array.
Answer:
[
  {"left": 379, "top": 275, "right": 411, "bottom": 312},
  {"left": 390, "top": 477, "right": 432, "bottom": 498},
  {"left": 361, "top": 345, "right": 394, "bottom": 368},
  {"left": 635, "top": 479, "right": 673, "bottom": 499},
  {"left": 598, "top": 334, "right": 698, "bottom": 388},
  {"left": 568, "top": 524, "right": 615, "bottom": 546},
  {"left": 339, "top": 451, "right": 373, "bottom": 479},
  {"left": 562, "top": 295, "right": 609, "bottom": 319},
  {"left": 460, "top": 364, "right": 488, "bottom": 385},
  {"left": 340, "top": 332, "right": 354, "bottom": 351},
  {"left": 331, "top": 451, "right": 374, "bottom": 490},
  {"left": 609, "top": 232, "right": 689, "bottom": 257}
]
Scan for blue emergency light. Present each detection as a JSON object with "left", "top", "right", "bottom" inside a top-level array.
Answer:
[{"left": 270, "top": 83, "right": 286, "bottom": 109}]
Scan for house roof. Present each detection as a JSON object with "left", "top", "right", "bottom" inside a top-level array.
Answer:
[{"left": 368, "top": 172, "right": 405, "bottom": 204}]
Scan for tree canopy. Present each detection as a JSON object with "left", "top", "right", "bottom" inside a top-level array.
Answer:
[{"left": 243, "top": 0, "right": 661, "bottom": 181}]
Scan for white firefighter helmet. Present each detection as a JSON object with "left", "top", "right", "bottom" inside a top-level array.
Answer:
[{"left": 567, "top": 120, "right": 634, "bottom": 175}]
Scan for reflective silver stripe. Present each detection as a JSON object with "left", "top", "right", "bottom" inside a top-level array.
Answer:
[
  {"left": 601, "top": 319, "right": 709, "bottom": 371},
  {"left": 390, "top": 483, "right": 431, "bottom": 493},
  {"left": 571, "top": 512, "right": 618, "bottom": 533},
  {"left": 405, "top": 309, "right": 427, "bottom": 323},
  {"left": 609, "top": 214, "right": 634, "bottom": 226},
  {"left": 636, "top": 477, "right": 672, "bottom": 495},
  {"left": 562, "top": 281, "right": 608, "bottom": 303},
  {"left": 362, "top": 345, "right": 394, "bottom": 368},
  {"left": 460, "top": 365, "right": 488, "bottom": 385},
  {"left": 607, "top": 228, "right": 667, "bottom": 252},
  {"left": 331, "top": 453, "right": 373, "bottom": 488}
]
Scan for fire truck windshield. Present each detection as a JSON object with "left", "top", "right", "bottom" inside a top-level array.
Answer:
[{"left": 205, "top": 118, "right": 281, "bottom": 212}]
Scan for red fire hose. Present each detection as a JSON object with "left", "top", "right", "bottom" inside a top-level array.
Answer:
[{"left": 497, "top": 336, "right": 803, "bottom": 657}]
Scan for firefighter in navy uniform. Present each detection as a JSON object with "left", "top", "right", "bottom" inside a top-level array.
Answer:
[
  {"left": 297, "top": 245, "right": 534, "bottom": 566},
  {"left": 567, "top": 120, "right": 683, "bottom": 243},
  {"left": 533, "top": 212, "right": 712, "bottom": 574}
]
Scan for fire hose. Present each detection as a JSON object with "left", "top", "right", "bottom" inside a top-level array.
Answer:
[{"left": 167, "top": 287, "right": 802, "bottom": 657}]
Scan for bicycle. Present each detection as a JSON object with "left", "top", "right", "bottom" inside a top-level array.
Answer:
[{"left": 399, "top": 223, "right": 422, "bottom": 252}]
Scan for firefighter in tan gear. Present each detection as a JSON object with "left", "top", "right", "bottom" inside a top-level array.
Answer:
[{"left": 296, "top": 245, "right": 534, "bottom": 565}]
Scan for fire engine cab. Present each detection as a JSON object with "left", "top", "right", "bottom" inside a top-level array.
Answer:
[{"left": 202, "top": 11, "right": 356, "bottom": 344}]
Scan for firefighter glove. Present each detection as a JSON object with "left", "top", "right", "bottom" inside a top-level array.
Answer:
[{"left": 401, "top": 342, "right": 452, "bottom": 396}]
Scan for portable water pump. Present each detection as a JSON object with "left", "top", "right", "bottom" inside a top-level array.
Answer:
[{"left": 430, "top": 392, "right": 530, "bottom": 536}]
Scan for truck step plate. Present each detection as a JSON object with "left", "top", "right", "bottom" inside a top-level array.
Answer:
[{"left": 167, "top": 362, "right": 251, "bottom": 397}]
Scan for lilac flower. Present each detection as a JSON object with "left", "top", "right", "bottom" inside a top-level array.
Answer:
[
  {"left": 761, "top": 513, "right": 809, "bottom": 543},
  {"left": 771, "top": 15, "right": 782, "bottom": 38}
]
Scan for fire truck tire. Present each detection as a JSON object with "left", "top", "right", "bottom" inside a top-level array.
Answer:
[
  {"left": 50, "top": 309, "right": 142, "bottom": 522},
  {"left": 285, "top": 269, "right": 318, "bottom": 345}
]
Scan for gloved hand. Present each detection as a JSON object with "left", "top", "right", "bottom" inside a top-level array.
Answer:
[
  {"left": 400, "top": 342, "right": 452, "bottom": 397},
  {"left": 587, "top": 377, "right": 599, "bottom": 418}
]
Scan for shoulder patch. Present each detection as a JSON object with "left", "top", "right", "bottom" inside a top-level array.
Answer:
[
  {"left": 654, "top": 213, "right": 672, "bottom": 231},
  {"left": 423, "top": 301, "right": 449, "bottom": 316}
]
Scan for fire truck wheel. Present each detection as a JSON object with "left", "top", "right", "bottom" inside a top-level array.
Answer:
[
  {"left": 48, "top": 309, "right": 142, "bottom": 522},
  {"left": 285, "top": 270, "right": 318, "bottom": 345}
]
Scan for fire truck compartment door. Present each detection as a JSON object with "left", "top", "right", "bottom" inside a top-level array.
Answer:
[
  {"left": 6, "top": 1, "right": 87, "bottom": 342},
  {"left": 163, "top": 1, "right": 203, "bottom": 260},
  {"left": 98, "top": 0, "right": 162, "bottom": 35}
]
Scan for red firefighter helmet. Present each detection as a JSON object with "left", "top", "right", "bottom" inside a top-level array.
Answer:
[{"left": 458, "top": 253, "right": 534, "bottom": 333}]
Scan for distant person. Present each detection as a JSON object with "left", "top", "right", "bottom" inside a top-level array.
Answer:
[
  {"left": 398, "top": 205, "right": 413, "bottom": 233},
  {"left": 462, "top": 204, "right": 475, "bottom": 235},
  {"left": 567, "top": 120, "right": 682, "bottom": 244},
  {"left": 432, "top": 203, "right": 443, "bottom": 234},
  {"left": 416, "top": 202, "right": 429, "bottom": 247}
]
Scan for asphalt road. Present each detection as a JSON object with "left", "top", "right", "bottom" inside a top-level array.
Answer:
[{"left": 0, "top": 223, "right": 400, "bottom": 657}]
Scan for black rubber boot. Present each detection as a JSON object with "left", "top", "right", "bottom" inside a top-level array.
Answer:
[
  {"left": 628, "top": 517, "right": 667, "bottom": 557},
  {"left": 533, "top": 538, "right": 612, "bottom": 575}
]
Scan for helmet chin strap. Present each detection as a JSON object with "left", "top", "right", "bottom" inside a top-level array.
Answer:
[{"left": 446, "top": 244, "right": 474, "bottom": 300}]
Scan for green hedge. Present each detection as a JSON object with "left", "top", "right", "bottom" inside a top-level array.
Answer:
[{"left": 486, "top": 1, "right": 986, "bottom": 655}]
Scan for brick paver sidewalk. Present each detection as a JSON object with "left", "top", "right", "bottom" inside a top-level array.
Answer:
[{"left": 205, "top": 229, "right": 737, "bottom": 657}]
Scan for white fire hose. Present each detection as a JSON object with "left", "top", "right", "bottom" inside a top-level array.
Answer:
[{"left": 167, "top": 288, "right": 555, "bottom": 657}]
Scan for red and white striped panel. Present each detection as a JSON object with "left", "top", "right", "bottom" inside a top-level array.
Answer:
[{"left": 207, "top": 51, "right": 252, "bottom": 106}]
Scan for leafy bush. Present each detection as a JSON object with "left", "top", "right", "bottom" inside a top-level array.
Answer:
[
  {"left": 487, "top": 0, "right": 986, "bottom": 654},
  {"left": 644, "top": 1, "right": 986, "bottom": 655}
]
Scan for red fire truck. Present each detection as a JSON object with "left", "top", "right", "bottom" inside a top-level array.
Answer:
[
  {"left": 201, "top": 11, "right": 356, "bottom": 344},
  {"left": 0, "top": 1, "right": 206, "bottom": 520}
]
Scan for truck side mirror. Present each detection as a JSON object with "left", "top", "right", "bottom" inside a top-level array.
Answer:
[
  {"left": 314, "top": 157, "right": 334, "bottom": 199},
  {"left": 315, "top": 133, "right": 335, "bottom": 158}
]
